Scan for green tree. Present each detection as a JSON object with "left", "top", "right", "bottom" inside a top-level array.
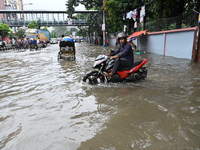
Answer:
[
  {"left": 66, "top": 0, "right": 102, "bottom": 18},
  {"left": 66, "top": 0, "right": 200, "bottom": 34},
  {"left": 70, "top": 27, "right": 78, "bottom": 32},
  {"left": 103, "top": 0, "right": 200, "bottom": 33},
  {"left": 76, "top": 27, "right": 88, "bottom": 37},
  {"left": 50, "top": 30, "right": 57, "bottom": 38},
  {"left": 0, "top": 23, "right": 11, "bottom": 38},
  {"left": 8, "top": 31, "right": 16, "bottom": 39},
  {"left": 28, "top": 21, "right": 39, "bottom": 29},
  {"left": 147, "top": 0, "right": 200, "bottom": 28},
  {"left": 52, "top": 26, "right": 68, "bottom": 37},
  {"left": 66, "top": 0, "right": 103, "bottom": 36},
  {"left": 64, "top": 30, "right": 71, "bottom": 36},
  {"left": 41, "top": 26, "right": 49, "bottom": 31},
  {"left": 15, "top": 28, "right": 25, "bottom": 38}
]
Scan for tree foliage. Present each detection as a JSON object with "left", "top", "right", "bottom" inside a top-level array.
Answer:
[
  {"left": 66, "top": 0, "right": 103, "bottom": 36},
  {"left": 76, "top": 27, "right": 88, "bottom": 37},
  {"left": 66, "top": 0, "right": 102, "bottom": 18},
  {"left": 0, "top": 23, "right": 11, "bottom": 38},
  {"left": 51, "top": 27, "right": 78, "bottom": 37},
  {"left": 41, "top": 26, "right": 49, "bottom": 31},
  {"left": 52, "top": 26, "right": 68, "bottom": 38},
  {"left": 8, "top": 31, "right": 15, "bottom": 39},
  {"left": 28, "top": 21, "right": 39, "bottom": 29},
  {"left": 15, "top": 28, "right": 25, "bottom": 38},
  {"left": 66, "top": 0, "right": 200, "bottom": 34}
]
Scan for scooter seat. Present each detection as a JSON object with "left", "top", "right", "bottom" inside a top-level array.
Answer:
[{"left": 118, "top": 60, "right": 142, "bottom": 71}]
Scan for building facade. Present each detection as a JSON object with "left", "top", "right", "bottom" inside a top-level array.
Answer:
[
  {"left": 0, "top": 0, "right": 5, "bottom": 19},
  {"left": 0, "top": 0, "right": 23, "bottom": 20},
  {"left": 4, "top": 0, "right": 23, "bottom": 10}
]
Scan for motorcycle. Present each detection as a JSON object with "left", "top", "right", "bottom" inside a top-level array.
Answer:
[
  {"left": 82, "top": 51, "right": 147, "bottom": 84},
  {"left": 40, "top": 41, "right": 47, "bottom": 48}
]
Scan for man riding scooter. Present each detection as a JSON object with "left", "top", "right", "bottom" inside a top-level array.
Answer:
[{"left": 104, "top": 32, "right": 134, "bottom": 78}]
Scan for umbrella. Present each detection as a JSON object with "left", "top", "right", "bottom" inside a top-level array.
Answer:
[
  {"left": 61, "top": 37, "right": 74, "bottom": 43},
  {"left": 127, "top": 30, "right": 147, "bottom": 40}
]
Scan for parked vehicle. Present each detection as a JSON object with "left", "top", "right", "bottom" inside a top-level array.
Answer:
[
  {"left": 50, "top": 38, "right": 58, "bottom": 44},
  {"left": 82, "top": 50, "right": 147, "bottom": 84},
  {"left": 24, "top": 29, "right": 50, "bottom": 43},
  {"left": 40, "top": 41, "right": 47, "bottom": 48}
]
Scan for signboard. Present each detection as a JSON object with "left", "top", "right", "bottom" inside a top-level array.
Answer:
[
  {"left": 199, "top": 14, "right": 200, "bottom": 23},
  {"left": 102, "top": 24, "right": 105, "bottom": 31},
  {"left": 68, "top": 20, "right": 72, "bottom": 25}
]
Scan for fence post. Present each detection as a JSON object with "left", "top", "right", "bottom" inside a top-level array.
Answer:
[
  {"left": 197, "top": 14, "right": 200, "bottom": 61},
  {"left": 195, "top": 14, "right": 200, "bottom": 61},
  {"left": 193, "top": 10, "right": 200, "bottom": 61}
]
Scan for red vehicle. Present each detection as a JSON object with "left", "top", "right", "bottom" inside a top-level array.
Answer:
[{"left": 83, "top": 50, "right": 147, "bottom": 84}]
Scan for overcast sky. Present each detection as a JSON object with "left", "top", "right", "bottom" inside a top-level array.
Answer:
[{"left": 22, "top": 0, "right": 85, "bottom": 11}]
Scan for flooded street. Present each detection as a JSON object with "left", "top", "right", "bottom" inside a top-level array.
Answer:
[{"left": 0, "top": 42, "right": 200, "bottom": 150}]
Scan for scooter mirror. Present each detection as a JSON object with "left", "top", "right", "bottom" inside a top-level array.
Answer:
[{"left": 110, "top": 49, "right": 115, "bottom": 53}]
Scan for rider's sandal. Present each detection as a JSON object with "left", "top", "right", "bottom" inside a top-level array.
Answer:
[
  {"left": 103, "top": 72, "right": 110, "bottom": 78},
  {"left": 103, "top": 72, "right": 109, "bottom": 76},
  {"left": 103, "top": 72, "right": 112, "bottom": 79}
]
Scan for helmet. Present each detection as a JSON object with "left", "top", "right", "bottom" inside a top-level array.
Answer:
[{"left": 117, "top": 32, "right": 127, "bottom": 40}]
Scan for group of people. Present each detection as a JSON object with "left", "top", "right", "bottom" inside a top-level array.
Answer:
[{"left": 10, "top": 38, "right": 47, "bottom": 49}]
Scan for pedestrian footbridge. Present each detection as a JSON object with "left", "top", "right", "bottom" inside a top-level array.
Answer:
[{"left": 0, "top": 10, "right": 99, "bottom": 27}]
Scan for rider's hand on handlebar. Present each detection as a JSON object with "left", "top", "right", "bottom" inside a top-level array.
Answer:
[
  {"left": 110, "top": 56, "right": 114, "bottom": 60},
  {"left": 110, "top": 55, "right": 119, "bottom": 60}
]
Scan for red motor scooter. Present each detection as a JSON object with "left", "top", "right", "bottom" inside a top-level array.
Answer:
[{"left": 82, "top": 53, "right": 147, "bottom": 84}]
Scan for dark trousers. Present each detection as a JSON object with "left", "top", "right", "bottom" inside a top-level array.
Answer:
[{"left": 111, "top": 58, "right": 132, "bottom": 74}]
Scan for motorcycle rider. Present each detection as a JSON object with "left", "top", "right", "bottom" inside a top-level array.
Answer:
[{"left": 104, "top": 32, "right": 134, "bottom": 78}]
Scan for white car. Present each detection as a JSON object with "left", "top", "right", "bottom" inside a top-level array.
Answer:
[{"left": 50, "top": 38, "right": 58, "bottom": 44}]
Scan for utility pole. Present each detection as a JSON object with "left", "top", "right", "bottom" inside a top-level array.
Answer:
[
  {"left": 102, "top": 0, "right": 106, "bottom": 46},
  {"left": 196, "top": 14, "right": 200, "bottom": 61},
  {"left": 193, "top": 9, "right": 200, "bottom": 61}
]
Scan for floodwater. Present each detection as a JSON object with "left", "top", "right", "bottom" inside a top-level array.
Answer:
[{"left": 0, "top": 42, "right": 200, "bottom": 150}]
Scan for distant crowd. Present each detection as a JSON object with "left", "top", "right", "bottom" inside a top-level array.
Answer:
[{"left": 2, "top": 38, "right": 48, "bottom": 50}]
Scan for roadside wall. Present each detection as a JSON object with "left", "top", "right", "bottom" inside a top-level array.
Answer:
[
  {"left": 108, "top": 27, "right": 197, "bottom": 60},
  {"left": 145, "top": 27, "right": 196, "bottom": 59},
  {"left": 108, "top": 38, "right": 116, "bottom": 46}
]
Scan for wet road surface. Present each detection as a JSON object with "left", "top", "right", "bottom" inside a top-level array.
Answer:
[{"left": 0, "top": 43, "right": 200, "bottom": 150}]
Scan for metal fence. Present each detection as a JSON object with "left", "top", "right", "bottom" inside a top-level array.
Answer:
[{"left": 137, "top": 11, "right": 198, "bottom": 32}]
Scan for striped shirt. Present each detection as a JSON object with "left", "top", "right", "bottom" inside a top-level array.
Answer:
[{"left": 110, "top": 42, "right": 134, "bottom": 63}]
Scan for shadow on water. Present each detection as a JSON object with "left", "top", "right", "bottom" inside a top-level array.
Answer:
[{"left": 0, "top": 43, "right": 200, "bottom": 149}]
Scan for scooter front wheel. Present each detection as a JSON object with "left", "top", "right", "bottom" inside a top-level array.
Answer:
[{"left": 82, "top": 71, "right": 105, "bottom": 84}]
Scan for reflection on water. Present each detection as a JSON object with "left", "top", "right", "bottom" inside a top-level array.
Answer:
[{"left": 0, "top": 43, "right": 200, "bottom": 150}]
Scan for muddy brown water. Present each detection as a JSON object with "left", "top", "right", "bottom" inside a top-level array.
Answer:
[{"left": 0, "top": 43, "right": 200, "bottom": 150}]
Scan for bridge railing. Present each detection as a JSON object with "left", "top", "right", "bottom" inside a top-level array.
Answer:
[
  {"left": 0, "top": 19, "right": 90, "bottom": 27},
  {"left": 0, "top": 10, "right": 99, "bottom": 27}
]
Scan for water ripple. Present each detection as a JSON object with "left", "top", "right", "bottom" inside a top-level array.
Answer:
[{"left": 1, "top": 44, "right": 200, "bottom": 149}]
